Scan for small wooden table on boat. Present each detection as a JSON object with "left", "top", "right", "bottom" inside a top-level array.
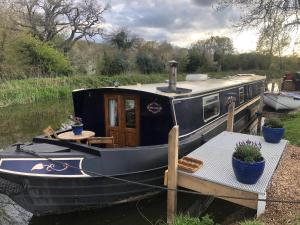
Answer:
[{"left": 57, "top": 131, "right": 95, "bottom": 143}]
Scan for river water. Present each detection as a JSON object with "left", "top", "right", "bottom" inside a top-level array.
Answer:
[{"left": 0, "top": 99, "right": 255, "bottom": 225}]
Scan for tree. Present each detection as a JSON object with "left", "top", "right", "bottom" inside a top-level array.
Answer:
[
  {"left": 101, "top": 51, "right": 129, "bottom": 75},
  {"left": 136, "top": 52, "right": 165, "bottom": 74},
  {"left": 186, "top": 36, "right": 234, "bottom": 72},
  {"left": 256, "top": 16, "right": 290, "bottom": 69},
  {"left": 108, "top": 29, "right": 138, "bottom": 50},
  {"left": 10, "top": 0, "right": 109, "bottom": 52},
  {"left": 218, "top": 0, "right": 300, "bottom": 30},
  {"left": 204, "top": 36, "right": 234, "bottom": 71}
]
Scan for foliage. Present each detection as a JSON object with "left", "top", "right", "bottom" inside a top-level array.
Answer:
[
  {"left": 11, "top": 34, "right": 73, "bottom": 76},
  {"left": 9, "top": 0, "right": 109, "bottom": 52},
  {"left": 0, "top": 74, "right": 180, "bottom": 106},
  {"left": 136, "top": 52, "right": 165, "bottom": 74},
  {"left": 101, "top": 51, "right": 129, "bottom": 75},
  {"left": 233, "top": 140, "right": 263, "bottom": 163},
  {"left": 282, "top": 113, "right": 300, "bottom": 146},
  {"left": 108, "top": 29, "right": 138, "bottom": 50},
  {"left": 239, "top": 219, "right": 265, "bottom": 225},
  {"left": 69, "top": 115, "right": 82, "bottom": 125},
  {"left": 264, "top": 117, "right": 284, "bottom": 128},
  {"left": 293, "top": 214, "right": 300, "bottom": 225},
  {"left": 217, "top": 1, "right": 300, "bottom": 31},
  {"left": 170, "top": 214, "right": 217, "bottom": 225}
]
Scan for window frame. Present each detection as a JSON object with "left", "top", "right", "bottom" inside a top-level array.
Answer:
[
  {"left": 239, "top": 87, "right": 245, "bottom": 104},
  {"left": 202, "top": 93, "right": 220, "bottom": 122}
]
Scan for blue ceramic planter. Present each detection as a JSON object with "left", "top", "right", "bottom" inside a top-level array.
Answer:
[
  {"left": 232, "top": 156, "right": 265, "bottom": 184},
  {"left": 262, "top": 126, "right": 285, "bottom": 143},
  {"left": 72, "top": 124, "right": 83, "bottom": 135}
]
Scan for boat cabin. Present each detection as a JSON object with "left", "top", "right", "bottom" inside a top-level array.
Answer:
[{"left": 72, "top": 74, "right": 265, "bottom": 148}]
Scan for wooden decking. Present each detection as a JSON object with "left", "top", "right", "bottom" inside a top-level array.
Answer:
[{"left": 166, "top": 131, "right": 288, "bottom": 221}]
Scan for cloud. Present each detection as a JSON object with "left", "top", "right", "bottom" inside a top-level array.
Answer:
[{"left": 102, "top": 0, "right": 255, "bottom": 50}]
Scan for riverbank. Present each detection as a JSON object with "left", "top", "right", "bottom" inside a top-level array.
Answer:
[
  {"left": 260, "top": 144, "right": 300, "bottom": 225},
  {"left": 0, "top": 70, "right": 276, "bottom": 107},
  {"left": 0, "top": 74, "right": 182, "bottom": 107},
  {"left": 282, "top": 112, "right": 300, "bottom": 147}
]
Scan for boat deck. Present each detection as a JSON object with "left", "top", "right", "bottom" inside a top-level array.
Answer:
[
  {"left": 176, "top": 131, "right": 288, "bottom": 216},
  {"left": 100, "top": 74, "right": 265, "bottom": 97}
]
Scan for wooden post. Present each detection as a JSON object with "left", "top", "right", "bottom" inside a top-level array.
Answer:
[
  {"left": 227, "top": 100, "right": 235, "bottom": 132},
  {"left": 167, "top": 126, "right": 179, "bottom": 224},
  {"left": 257, "top": 86, "right": 265, "bottom": 134}
]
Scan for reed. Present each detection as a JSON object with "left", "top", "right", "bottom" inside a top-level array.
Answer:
[{"left": 0, "top": 74, "right": 185, "bottom": 107}]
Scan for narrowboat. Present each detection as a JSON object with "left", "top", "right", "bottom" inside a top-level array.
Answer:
[{"left": 0, "top": 64, "right": 265, "bottom": 215}]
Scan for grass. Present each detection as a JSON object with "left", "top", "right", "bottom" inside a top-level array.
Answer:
[
  {"left": 0, "top": 69, "right": 281, "bottom": 107},
  {"left": 158, "top": 214, "right": 217, "bottom": 225},
  {"left": 282, "top": 112, "right": 300, "bottom": 147},
  {"left": 238, "top": 219, "right": 264, "bottom": 225},
  {"left": 0, "top": 73, "right": 185, "bottom": 107}
]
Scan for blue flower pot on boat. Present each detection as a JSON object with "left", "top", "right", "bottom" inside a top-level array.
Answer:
[
  {"left": 232, "top": 156, "right": 265, "bottom": 184},
  {"left": 262, "top": 126, "right": 285, "bottom": 143},
  {"left": 72, "top": 124, "right": 83, "bottom": 135}
]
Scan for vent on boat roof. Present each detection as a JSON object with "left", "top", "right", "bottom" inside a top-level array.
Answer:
[
  {"left": 186, "top": 74, "right": 208, "bottom": 81},
  {"left": 157, "top": 60, "right": 192, "bottom": 94}
]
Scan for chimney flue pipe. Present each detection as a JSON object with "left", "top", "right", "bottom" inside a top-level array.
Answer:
[{"left": 168, "top": 60, "right": 178, "bottom": 91}]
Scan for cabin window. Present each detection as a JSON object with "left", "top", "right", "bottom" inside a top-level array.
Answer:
[
  {"left": 108, "top": 99, "right": 118, "bottom": 127},
  {"left": 203, "top": 94, "right": 220, "bottom": 122},
  {"left": 239, "top": 87, "right": 245, "bottom": 104},
  {"left": 125, "top": 99, "right": 136, "bottom": 128},
  {"left": 248, "top": 86, "right": 253, "bottom": 98}
]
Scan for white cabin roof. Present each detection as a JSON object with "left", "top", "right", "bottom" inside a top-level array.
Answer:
[{"left": 110, "top": 74, "right": 265, "bottom": 97}]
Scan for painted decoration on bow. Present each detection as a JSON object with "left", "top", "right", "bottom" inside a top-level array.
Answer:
[
  {"left": 0, "top": 158, "right": 89, "bottom": 177},
  {"left": 147, "top": 102, "right": 162, "bottom": 114}
]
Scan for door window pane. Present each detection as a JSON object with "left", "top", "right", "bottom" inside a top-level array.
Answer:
[
  {"left": 109, "top": 99, "right": 118, "bottom": 127},
  {"left": 125, "top": 99, "right": 136, "bottom": 128}
]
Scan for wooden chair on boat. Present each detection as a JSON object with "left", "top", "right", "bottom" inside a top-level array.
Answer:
[
  {"left": 43, "top": 126, "right": 58, "bottom": 139},
  {"left": 87, "top": 136, "right": 115, "bottom": 148}
]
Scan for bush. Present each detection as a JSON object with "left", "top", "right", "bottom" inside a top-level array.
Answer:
[
  {"left": 264, "top": 117, "right": 283, "bottom": 128},
  {"left": 14, "top": 34, "right": 73, "bottom": 76},
  {"left": 101, "top": 52, "right": 129, "bottom": 75},
  {"left": 233, "top": 140, "right": 263, "bottom": 163},
  {"left": 239, "top": 219, "right": 264, "bottom": 225},
  {"left": 136, "top": 52, "right": 165, "bottom": 74},
  {"left": 171, "top": 214, "right": 217, "bottom": 225}
]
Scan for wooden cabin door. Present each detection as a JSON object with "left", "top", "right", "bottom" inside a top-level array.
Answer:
[{"left": 104, "top": 94, "right": 140, "bottom": 147}]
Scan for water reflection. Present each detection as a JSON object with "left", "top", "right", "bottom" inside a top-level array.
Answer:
[
  {"left": 0, "top": 99, "right": 72, "bottom": 148},
  {"left": 267, "top": 81, "right": 279, "bottom": 93}
]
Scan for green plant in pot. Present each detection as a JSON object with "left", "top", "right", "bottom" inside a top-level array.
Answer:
[
  {"left": 262, "top": 117, "right": 284, "bottom": 143},
  {"left": 69, "top": 115, "right": 83, "bottom": 135},
  {"left": 232, "top": 140, "right": 265, "bottom": 184}
]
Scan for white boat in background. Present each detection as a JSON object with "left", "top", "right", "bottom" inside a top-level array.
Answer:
[{"left": 264, "top": 92, "right": 300, "bottom": 110}]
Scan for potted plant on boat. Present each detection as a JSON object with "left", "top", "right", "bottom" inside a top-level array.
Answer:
[
  {"left": 262, "top": 117, "right": 285, "bottom": 143},
  {"left": 69, "top": 115, "right": 83, "bottom": 135},
  {"left": 232, "top": 140, "right": 265, "bottom": 184}
]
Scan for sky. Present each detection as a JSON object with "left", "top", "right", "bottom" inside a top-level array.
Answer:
[{"left": 103, "top": 0, "right": 259, "bottom": 53}]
